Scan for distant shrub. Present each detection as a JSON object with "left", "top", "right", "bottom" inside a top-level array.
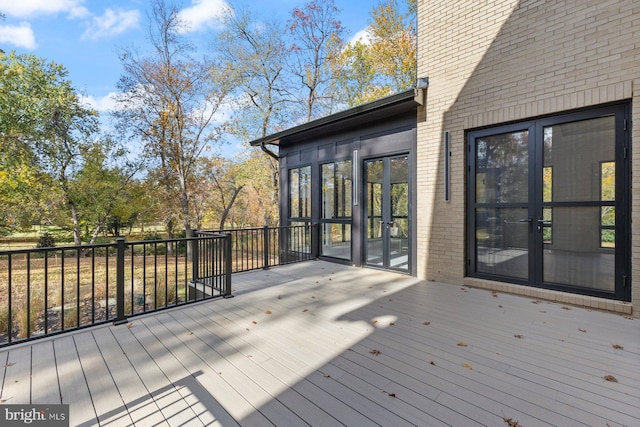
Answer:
[{"left": 36, "top": 233, "right": 55, "bottom": 248}]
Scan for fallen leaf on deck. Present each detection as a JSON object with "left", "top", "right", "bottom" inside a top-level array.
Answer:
[
  {"left": 612, "top": 344, "right": 624, "bottom": 350},
  {"left": 187, "top": 332, "right": 193, "bottom": 335},
  {"left": 514, "top": 334, "right": 524, "bottom": 339},
  {"left": 277, "top": 295, "right": 282, "bottom": 299},
  {"left": 624, "top": 316, "right": 633, "bottom": 320},
  {"left": 302, "top": 309, "right": 309, "bottom": 312},
  {"left": 492, "top": 292, "right": 498, "bottom": 298},
  {"left": 371, "top": 320, "right": 378, "bottom": 324},
  {"left": 603, "top": 375, "right": 618, "bottom": 383},
  {"left": 251, "top": 321, "right": 257, "bottom": 324},
  {"left": 245, "top": 328, "right": 250, "bottom": 331},
  {"left": 498, "top": 305, "right": 503, "bottom": 308},
  {"left": 323, "top": 374, "right": 331, "bottom": 378},
  {"left": 462, "top": 363, "right": 472, "bottom": 370},
  {"left": 423, "top": 321, "right": 431, "bottom": 325},
  {"left": 531, "top": 300, "right": 540, "bottom": 304},
  {"left": 561, "top": 306, "right": 571, "bottom": 310},
  {"left": 578, "top": 329, "right": 587, "bottom": 333},
  {"left": 430, "top": 361, "right": 436, "bottom": 366},
  {"left": 127, "top": 323, "right": 133, "bottom": 329},
  {"left": 389, "top": 322, "right": 395, "bottom": 326},
  {"left": 502, "top": 416, "right": 522, "bottom": 427},
  {"left": 4, "top": 362, "right": 15, "bottom": 367},
  {"left": 265, "top": 310, "right": 272, "bottom": 315},
  {"left": 539, "top": 310, "right": 547, "bottom": 313},
  {"left": 382, "top": 391, "right": 396, "bottom": 397},
  {"left": 370, "top": 349, "right": 381, "bottom": 356},
  {"left": 457, "top": 342, "right": 468, "bottom": 347}
]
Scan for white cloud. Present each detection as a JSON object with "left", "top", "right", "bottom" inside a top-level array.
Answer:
[
  {"left": 0, "top": 22, "right": 37, "bottom": 49},
  {"left": 0, "top": 0, "right": 89, "bottom": 19},
  {"left": 177, "top": 0, "right": 228, "bottom": 33},
  {"left": 80, "top": 92, "right": 118, "bottom": 112},
  {"left": 349, "top": 27, "right": 372, "bottom": 46},
  {"left": 81, "top": 8, "right": 140, "bottom": 40}
]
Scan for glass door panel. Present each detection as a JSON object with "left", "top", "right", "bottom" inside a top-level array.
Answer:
[
  {"left": 474, "top": 130, "right": 530, "bottom": 281},
  {"left": 390, "top": 157, "right": 409, "bottom": 269},
  {"left": 541, "top": 116, "right": 616, "bottom": 291},
  {"left": 365, "top": 159, "right": 384, "bottom": 266}
]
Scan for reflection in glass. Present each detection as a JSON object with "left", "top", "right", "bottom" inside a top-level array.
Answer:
[
  {"left": 476, "top": 131, "right": 528, "bottom": 204},
  {"left": 475, "top": 208, "right": 528, "bottom": 279},
  {"left": 321, "top": 224, "right": 351, "bottom": 259},
  {"left": 289, "top": 166, "right": 311, "bottom": 219}
]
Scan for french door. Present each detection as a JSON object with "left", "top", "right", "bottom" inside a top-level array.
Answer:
[
  {"left": 467, "top": 104, "right": 630, "bottom": 300},
  {"left": 364, "top": 155, "right": 410, "bottom": 272}
]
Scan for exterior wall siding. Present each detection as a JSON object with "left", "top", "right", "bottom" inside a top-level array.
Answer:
[{"left": 416, "top": 0, "right": 640, "bottom": 316}]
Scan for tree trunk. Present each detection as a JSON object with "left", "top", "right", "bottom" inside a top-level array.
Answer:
[
  {"left": 218, "top": 186, "right": 244, "bottom": 230},
  {"left": 70, "top": 200, "right": 82, "bottom": 246}
]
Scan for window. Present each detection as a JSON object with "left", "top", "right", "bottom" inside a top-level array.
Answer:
[
  {"left": 321, "top": 160, "right": 352, "bottom": 259},
  {"left": 289, "top": 166, "right": 311, "bottom": 222},
  {"left": 600, "top": 161, "right": 615, "bottom": 248}
]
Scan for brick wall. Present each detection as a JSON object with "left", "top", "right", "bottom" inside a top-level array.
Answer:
[{"left": 416, "top": 0, "right": 640, "bottom": 316}]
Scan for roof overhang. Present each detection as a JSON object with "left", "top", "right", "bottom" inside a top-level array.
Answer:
[{"left": 249, "top": 88, "right": 423, "bottom": 149}]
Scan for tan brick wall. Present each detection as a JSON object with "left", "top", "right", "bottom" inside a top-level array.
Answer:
[{"left": 416, "top": 0, "right": 640, "bottom": 316}]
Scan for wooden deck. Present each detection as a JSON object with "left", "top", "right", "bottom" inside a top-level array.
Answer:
[{"left": 1, "top": 260, "right": 639, "bottom": 426}]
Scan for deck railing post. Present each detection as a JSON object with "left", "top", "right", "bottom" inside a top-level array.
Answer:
[
  {"left": 263, "top": 225, "right": 270, "bottom": 270},
  {"left": 224, "top": 232, "right": 233, "bottom": 298},
  {"left": 191, "top": 229, "right": 199, "bottom": 283},
  {"left": 311, "top": 223, "right": 319, "bottom": 259},
  {"left": 114, "top": 238, "right": 127, "bottom": 325}
]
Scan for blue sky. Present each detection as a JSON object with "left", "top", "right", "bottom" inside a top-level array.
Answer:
[{"left": 0, "top": 0, "right": 376, "bottom": 118}]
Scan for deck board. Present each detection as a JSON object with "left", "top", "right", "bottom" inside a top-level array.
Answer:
[
  {"left": 53, "top": 336, "right": 98, "bottom": 426},
  {"left": 0, "top": 260, "right": 638, "bottom": 426},
  {"left": 30, "top": 340, "right": 60, "bottom": 404}
]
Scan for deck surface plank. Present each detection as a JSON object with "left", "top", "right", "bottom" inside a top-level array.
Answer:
[
  {"left": 90, "top": 327, "right": 169, "bottom": 427},
  {"left": 30, "top": 341, "right": 61, "bottom": 404},
  {"left": 1, "top": 345, "right": 31, "bottom": 404},
  {"left": 0, "top": 261, "right": 638, "bottom": 426},
  {"left": 53, "top": 335, "right": 98, "bottom": 426}
]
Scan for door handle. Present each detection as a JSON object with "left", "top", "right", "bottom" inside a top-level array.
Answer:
[
  {"left": 503, "top": 217, "right": 532, "bottom": 224},
  {"left": 537, "top": 219, "right": 552, "bottom": 224}
]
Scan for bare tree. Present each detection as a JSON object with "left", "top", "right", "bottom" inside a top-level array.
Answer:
[
  {"left": 288, "top": 0, "right": 346, "bottom": 120},
  {"left": 115, "top": 0, "right": 231, "bottom": 249}
]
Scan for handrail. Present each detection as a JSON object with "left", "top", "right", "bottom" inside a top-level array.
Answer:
[{"left": 0, "top": 224, "right": 314, "bottom": 347}]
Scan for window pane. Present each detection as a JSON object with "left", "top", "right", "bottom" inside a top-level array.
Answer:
[
  {"left": 476, "top": 131, "right": 528, "bottom": 204},
  {"left": 300, "top": 166, "right": 311, "bottom": 218},
  {"left": 475, "top": 207, "right": 528, "bottom": 279},
  {"left": 321, "top": 163, "right": 335, "bottom": 219},
  {"left": 543, "top": 116, "right": 615, "bottom": 203},
  {"left": 321, "top": 223, "right": 351, "bottom": 260},
  {"left": 289, "top": 169, "right": 299, "bottom": 218},
  {"left": 543, "top": 206, "right": 614, "bottom": 291},
  {"left": 601, "top": 161, "right": 615, "bottom": 201}
]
